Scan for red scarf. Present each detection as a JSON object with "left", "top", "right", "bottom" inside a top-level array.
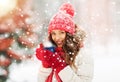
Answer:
[{"left": 45, "top": 47, "right": 64, "bottom": 82}]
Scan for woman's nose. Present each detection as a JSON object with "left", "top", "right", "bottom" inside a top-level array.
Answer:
[{"left": 55, "top": 34, "right": 61, "bottom": 40}]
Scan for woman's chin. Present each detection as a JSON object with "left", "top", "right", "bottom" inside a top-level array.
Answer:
[{"left": 57, "top": 44, "right": 63, "bottom": 47}]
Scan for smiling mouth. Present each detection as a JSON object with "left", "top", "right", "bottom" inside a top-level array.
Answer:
[
  {"left": 56, "top": 41, "right": 63, "bottom": 46},
  {"left": 57, "top": 42, "right": 62, "bottom": 45}
]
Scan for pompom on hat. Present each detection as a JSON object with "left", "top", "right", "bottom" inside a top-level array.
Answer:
[{"left": 48, "top": 3, "right": 75, "bottom": 35}]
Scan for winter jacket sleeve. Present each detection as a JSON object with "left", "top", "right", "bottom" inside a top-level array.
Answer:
[
  {"left": 58, "top": 48, "right": 94, "bottom": 82},
  {"left": 38, "top": 64, "right": 52, "bottom": 82}
]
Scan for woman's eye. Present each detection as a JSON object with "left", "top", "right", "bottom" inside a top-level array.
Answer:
[
  {"left": 60, "top": 31, "right": 65, "bottom": 34},
  {"left": 51, "top": 32, "right": 56, "bottom": 35}
]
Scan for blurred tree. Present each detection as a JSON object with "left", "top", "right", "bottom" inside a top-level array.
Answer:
[{"left": 0, "top": 0, "right": 39, "bottom": 82}]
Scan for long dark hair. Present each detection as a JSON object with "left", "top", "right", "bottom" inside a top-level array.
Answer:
[{"left": 49, "top": 24, "right": 86, "bottom": 68}]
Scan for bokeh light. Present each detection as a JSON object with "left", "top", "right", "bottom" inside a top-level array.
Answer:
[{"left": 0, "top": 0, "right": 17, "bottom": 17}]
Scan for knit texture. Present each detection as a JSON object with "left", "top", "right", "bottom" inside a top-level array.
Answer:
[{"left": 48, "top": 3, "right": 75, "bottom": 35}]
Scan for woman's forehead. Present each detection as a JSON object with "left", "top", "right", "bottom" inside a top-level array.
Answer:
[{"left": 51, "top": 30, "right": 65, "bottom": 32}]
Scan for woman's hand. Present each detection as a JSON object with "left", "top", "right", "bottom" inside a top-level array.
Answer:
[
  {"left": 36, "top": 43, "right": 53, "bottom": 68},
  {"left": 48, "top": 52, "right": 67, "bottom": 73},
  {"left": 36, "top": 43, "right": 67, "bottom": 71}
]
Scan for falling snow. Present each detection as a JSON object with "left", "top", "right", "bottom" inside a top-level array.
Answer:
[{"left": 0, "top": 0, "right": 120, "bottom": 82}]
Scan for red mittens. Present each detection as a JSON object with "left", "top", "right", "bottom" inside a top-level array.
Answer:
[
  {"left": 36, "top": 44, "right": 67, "bottom": 73},
  {"left": 36, "top": 43, "right": 53, "bottom": 68},
  {"left": 49, "top": 52, "right": 67, "bottom": 73}
]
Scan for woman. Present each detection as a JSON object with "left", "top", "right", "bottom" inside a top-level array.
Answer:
[{"left": 36, "top": 3, "right": 93, "bottom": 82}]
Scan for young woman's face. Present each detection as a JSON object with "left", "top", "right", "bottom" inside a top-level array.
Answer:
[{"left": 51, "top": 30, "right": 66, "bottom": 47}]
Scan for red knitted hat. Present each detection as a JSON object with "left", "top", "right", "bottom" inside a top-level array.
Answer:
[{"left": 48, "top": 3, "right": 75, "bottom": 35}]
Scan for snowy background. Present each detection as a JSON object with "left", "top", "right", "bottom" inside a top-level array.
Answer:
[{"left": 0, "top": 0, "right": 120, "bottom": 82}]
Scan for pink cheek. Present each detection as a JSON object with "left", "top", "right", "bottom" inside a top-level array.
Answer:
[{"left": 52, "top": 38, "right": 56, "bottom": 43}]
